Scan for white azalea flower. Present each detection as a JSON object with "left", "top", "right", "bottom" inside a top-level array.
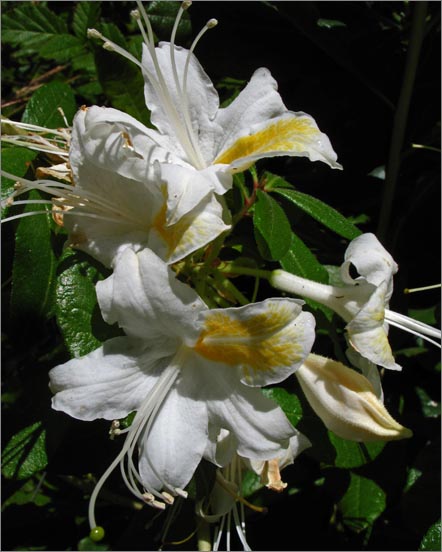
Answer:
[
  {"left": 296, "top": 354, "right": 412, "bottom": 441},
  {"left": 82, "top": 0, "right": 341, "bottom": 201},
  {"left": 198, "top": 428, "right": 310, "bottom": 551},
  {"left": 271, "top": 233, "right": 441, "bottom": 370},
  {"left": 49, "top": 248, "right": 316, "bottom": 531},
  {"left": 1, "top": 118, "right": 230, "bottom": 267}
]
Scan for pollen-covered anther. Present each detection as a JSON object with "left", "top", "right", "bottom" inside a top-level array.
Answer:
[
  {"left": 130, "top": 9, "right": 140, "bottom": 19},
  {"left": 142, "top": 492, "right": 155, "bottom": 503},
  {"left": 108, "top": 420, "right": 121, "bottom": 440},
  {"left": 182, "top": 0, "right": 192, "bottom": 10},
  {"left": 103, "top": 42, "right": 116, "bottom": 52}
]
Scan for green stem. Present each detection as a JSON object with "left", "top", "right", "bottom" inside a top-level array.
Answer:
[
  {"left": 213, "top": 271, "right": 250, "bottom": 306},
  {"left": 218, "top": 261, "right": 272, "bottom": 281},
  {"left": 377, "top": 2, "right": 428, "bottom": 243}
]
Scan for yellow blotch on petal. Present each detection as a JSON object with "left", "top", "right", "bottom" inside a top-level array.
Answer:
[
  {"left": 194, "top": 302, "right": 303, "bottom": 376},
  {"left": 214, "top": 116, "right": 318, "bottom": 167},
  {"left": 152, "top": 202, "right": 195, "bottom": 258}
]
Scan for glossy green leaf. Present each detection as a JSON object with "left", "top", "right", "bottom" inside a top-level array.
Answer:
[
  {"left": 2, "top": 422, "right": 48, "bottom": 480},
  {"left": 1, "top": 4, "right": 83, "bottom": 62},
  {"left": 73, "top": 2, "right": 101, "bottom": 39},
  {"left": 280, "top": 232, "right": 329, "bottom": 283},
  {"left": 419, "top": 520, "right": 441, "bottom": 551},
  {"left": 328, "top": 432, "right": 385, "bottom": 469},
  {"left": 94, "top": 23, "right": 151, "bottom": 127},
  {"left": 1, "top": 147, "right": 38, "bottom": 218},
  {"left": 147, "top": 0, "right": 192, "bottom": 43},
  {"left": 273, "top": 184, "right": 361, "bottom": 240},
  {"left": 242, "top": 470, "right": 264, "bottom": 498},
  {"left": 338, "top": 472, "right": 386, "bottom": 532},
  {"left": 55, "top": 250, "right": 119, "bottom": 358},
  {"left": 253, "top": 189, "right": 291, "bottom": 261},
  {"left": 262, "top": 387, "right": 303, "bottom": 427},
  {"left": 10, "top": 189, "right": 57, "bottom": 324},
  {"left": 21, "top": 81, "right": 77, "bottom": 127},
  {"left": 262, "top": 172, "right": 295, "bottom": 191}
]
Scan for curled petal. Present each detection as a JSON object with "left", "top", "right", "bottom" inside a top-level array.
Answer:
[
  {"left": 296, "top": 354, "right": 412, "bottom": 441},
  {"left": 347, "top": 283, "right": 401, "bottom": 371},
  {"left": 341, "top": 233, "right": 398, "bottom": 290}
]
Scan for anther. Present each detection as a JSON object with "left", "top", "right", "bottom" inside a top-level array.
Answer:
[
  {"left": 206, "top": 18, "right": 218, "bottom": 29},
  {"left": 174, "top": 487, "right": 188, "bottom": 498},
  {"left": 130, "top": 9, "right": 141, "bottom": 19},
  {"left": 109, "top": 420, "right": 121, "bottom": 440},
  {"left": 142, "top": 492, "right": 155, "bottom": 503},
  {"left": 103, "top": 42, "right": 115, "bottom": 52},
  {"left": 87, "top": 28, "right": 103, "bottom": 40},
  {"left": 182, "top": 0, "right": 192, "bottom": 9},
  {"left": 161, "top": 492, "right": 175, "bottom": 505},
  {"left": 151, "top": 500, "right": 167, "bottom": 510}
]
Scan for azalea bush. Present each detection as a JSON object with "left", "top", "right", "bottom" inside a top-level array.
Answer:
[{"left": 1, "top": 2, "right": 441, "bottom": 551}]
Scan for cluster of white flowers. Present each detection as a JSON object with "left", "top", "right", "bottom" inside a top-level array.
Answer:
[{"left": 2, "top": 2, "right": 440, "bottom": 549}]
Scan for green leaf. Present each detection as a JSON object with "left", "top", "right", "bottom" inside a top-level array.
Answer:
[
  {"left": 21, "top": 81, "right": 77, "bottom": 127},
  {"left": 328, "top": 432, "right": 385, "bottom": 469},
  {"left": 1, "top": 4, "right": 84, "bottom": 61},
  {"left": 419, "top": 520, "right": 441, "bottom": 551},
  {"left": 147, "top": 0, "right": 192, "bottom": 43},
  {"left": 273, "top": 184, "right": 361, "bottom": 240},
  {"left": 55, "top": 250, "right": 119, "bottom": 357},
  {"left": 338, "top": 473, "right": 386, "bottom": 533},
  {"left": 262, "top": 172, "right": 295, "bottom": 191},
  {"left": 10, "top": 189, "right": 57, "bottom": 325},
  {"left": 262, "top": 387, "right": 303, "bottom": 427},
  {"left": 253, "top": 189, "right": 292, "bottom": 261},
  {"left": 73, "top": 2, "right": 101, "bottom": 39},
  {"left": 94, "top": 23, "right": 151, "bottom": 127},
  {"left": 2, "top": 478, "right": 51, "bottom": 511},
  {"left": 280, "top": 232, "right": 329, "bottom": 283},
  {"left": 1, "top": 147, "right": 38, "bottom": 218},
  {"left": 408, "top": 306, "right": 438, "bottom": 325},
  {"left": 2, "top": 422, "right": 48, "bottom": 480},
  {"left": 241, "top": 469, "right": 264, "bottom": 498}
]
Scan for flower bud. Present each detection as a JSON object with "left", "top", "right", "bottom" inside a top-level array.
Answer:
[{"left": 296, "top": 354, "right": 412, "bottom": 442}]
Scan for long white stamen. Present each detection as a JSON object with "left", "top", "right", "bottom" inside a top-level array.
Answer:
[
  {"left": 87, "top": 29, "right": 143, "bottom": 68},
  {"left": 404, "top": 283, "right": 441, "bottom": 294},
  {"left": 1, "top": 118, "right": 71, "bottom": 137},
  {"left": 134, "top": 1, "right": 206, "bottom": 168},
  {"left": 386, "top": 309, "right": 441, "bottom": 340},
  {"left": 1, "top": 172, "right": 143, "bottom": 226},
  {"left": 88, "top": 363, "right": 180, "bottom": 530}
]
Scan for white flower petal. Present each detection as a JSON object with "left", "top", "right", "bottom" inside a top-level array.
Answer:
[
  {"left": 49, "top": 337, "right": 172, "bottom": 421},
  {"left": 151, "top": 192, "right": 231, "bottom": 265},
  {"left": 194, "top": 298, "right": 316, "bottom": 386},
  {"left": 296, "top": 354, "right": 411, "bottom": 441},
  {"left": 347, "top": 283, "right": 401, "bottom": 371},
  {"left": 138, "top": 384, "right": 208, "bottom": 492},
  {"left": 214, "top": 111, "right": 342, "bottom": 171},
  {"left": 142, "top": 42, "right": 220, "bottom": 164},
  {"left": 71, "top": 106, "right": 184, "bottom": 182},
  {"left": 97, "top": 248, "right": 205, "bottom": 341}
]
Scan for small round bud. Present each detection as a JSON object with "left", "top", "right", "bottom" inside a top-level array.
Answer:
[
  {"left": 207, "top": 18, "right": 218, "bottom": 29},
  {"left": 90, "top": 526, "right": 105, "bottom": 542}
]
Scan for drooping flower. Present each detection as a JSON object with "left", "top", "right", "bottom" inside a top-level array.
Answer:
[
  {"left": 198, "top": 429, "right": 310, "bottom": 551},
  {"left": 82, "top": 0, "right": 342, "bottom": 202},
  {"left": 270, "top": 233, "right": 441, "bottom": 370},
  {"left": 49, "top": 247, "right": 316, "bottom": 531},
  {"left": 2, "top": 109, "right": 230, "bottom": 267},
  {"left": 296, "top": 354, "right": 412, "bottom": 441}
]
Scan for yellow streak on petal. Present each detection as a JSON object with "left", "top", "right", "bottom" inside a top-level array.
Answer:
[
  {"left": 152, "top": 202, "right": 195, "bottom": 258},
  {"left": 214, "top": 117, "right": 319, "bottom": 166},
  {"left": 194, "top": 303, "right": 303, "bottom": 374}
]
